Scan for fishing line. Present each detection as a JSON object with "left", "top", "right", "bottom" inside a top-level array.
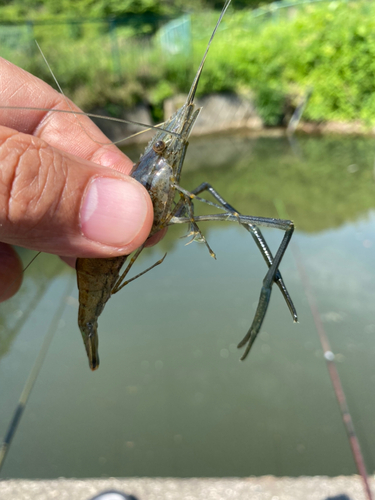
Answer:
[{"left": 0, "top": 276, "right": 75, "bottom": 474}]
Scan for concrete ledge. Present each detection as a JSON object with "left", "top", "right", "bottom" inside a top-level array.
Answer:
[
  {"left": 89, "top": 93, "right": 264, "bottom": 145},
  {"left": 88, "top": 93, "right": 375, "bottom": 146},
  {"left": 298, "top": 120, "right": 375, "bottom": 135},
  {"left": 0, "top": 476, "right": 374, "bottom": 500},
  {"left": 89, "top": 105, "right": 155, "bottom": 144},
  {"left": 164, "top": 93, "right": 263, "bottom": 136}
]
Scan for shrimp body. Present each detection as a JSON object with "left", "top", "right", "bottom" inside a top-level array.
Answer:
[
  {"left": 77, "top": 102, "right": 201, "bottom": 370},
  {"left": 77, "top": 256, "right": 127, "bottom": 370},
  {"left": 76, "top": 0, "right": 296, "bottom": 371}
]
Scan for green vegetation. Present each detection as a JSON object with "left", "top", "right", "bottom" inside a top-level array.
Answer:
[
  {"left": 1, "top": 0, "right": 375, "bottom": 126},
  {"left": 192, "top": 0, "right": 375, "bottom": 126}
]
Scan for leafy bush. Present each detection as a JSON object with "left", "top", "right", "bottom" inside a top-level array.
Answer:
[{"left": 198, "top": 0, "right": 375, "bottom": 125}]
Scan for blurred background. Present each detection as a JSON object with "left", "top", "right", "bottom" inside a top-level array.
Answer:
[
  {"left": 1, "top": 0, "right": 375, "bottom": 483},
  {"left": 2, "top": 0, "right": 375, "bottom": 126}
]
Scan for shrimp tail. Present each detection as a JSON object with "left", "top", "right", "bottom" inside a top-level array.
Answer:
[{"left": 79, "top": 321, "right": 100, "bottom": 371}]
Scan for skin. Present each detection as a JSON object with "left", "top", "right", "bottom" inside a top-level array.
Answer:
[{"left": 0, "top": 57, "right": 164, "bottom": 302}]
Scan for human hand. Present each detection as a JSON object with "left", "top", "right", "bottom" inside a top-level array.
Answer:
[{"left": 0, "top": 57, "right": 156, "bottom": 301}]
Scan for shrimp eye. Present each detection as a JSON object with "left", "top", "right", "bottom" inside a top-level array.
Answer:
[{"left": 153, "top": 140, "right": 166, "bottom": 154}]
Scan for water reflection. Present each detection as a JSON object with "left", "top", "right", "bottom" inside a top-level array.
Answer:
[
  {"left": 1, "top": 133, "right": 375, "bottom": 479},
  {"left": 129, "top": 132, "right": 375, "bottom": 233},
  {"left": 0, "top": 251, "right": 68, "bottom": 360}
]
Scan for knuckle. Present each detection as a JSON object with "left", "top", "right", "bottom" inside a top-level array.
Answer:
[{"left": 0, "top": 129, "right": 67, "bottom": 240}]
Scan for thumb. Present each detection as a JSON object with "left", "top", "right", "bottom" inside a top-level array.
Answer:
[{"left": 0, "top": 126, "right": 153, "bottom": 258}]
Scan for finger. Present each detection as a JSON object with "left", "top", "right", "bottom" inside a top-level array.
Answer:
[
  {"left": 144, "top": 228, "right": 168, "bottom": 248},
  {"left": 60, "top": 228, "right": 168, "bottom": 268},
  {"left": 0, "top": 126, "right": 153, "bottom": 258},
  {"left": 60, "top": 256, "right": 76, "bottom": 269},
  {"left": 0, "top": 57, "right": 135, "bottom": 176},
  {"left": 0, "top": 242, "right": 23, "bottom": 302}
]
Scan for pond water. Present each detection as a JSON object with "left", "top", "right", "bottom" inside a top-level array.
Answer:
[{"left": 1, "top": 132, "right": 375, "bottom": 479}]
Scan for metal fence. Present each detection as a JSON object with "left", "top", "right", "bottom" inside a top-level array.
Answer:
[
  {"left": 0, "top": 0, "right": 359, "bottom": 116},
  {"left": 0, "top": 0, "right": 354, "bottom": 80},
  {"left": 0, "top": 14, "right": 192, "bottom": 80}
]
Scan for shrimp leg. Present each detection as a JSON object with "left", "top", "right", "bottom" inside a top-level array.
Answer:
[
  {"left": 169, "top": 211, "right": 294, "bottom": 359},
  {"left": 112, "top": 248, "right": 167, "bottom": 294},
  {"left": 174, "top": 183, "right": 297, "bottom": 322}
]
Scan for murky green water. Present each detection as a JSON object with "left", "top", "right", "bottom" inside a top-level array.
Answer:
[{"left": 1, "top": 133, "right": 375, "bottom": 479}]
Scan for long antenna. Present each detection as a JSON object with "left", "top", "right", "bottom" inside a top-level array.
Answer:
[
  {"left": 0, "top": 106, "right": 181, "bottom": 142},
  {"left": 186, "top": 0, "right": 232, "bottom": 105},
  {"left": 0, "top": 251, "right": 41, "bottom": 302}
]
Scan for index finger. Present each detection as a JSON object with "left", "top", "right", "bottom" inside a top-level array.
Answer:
[{"left": 0, "top": 57, "right": 134, "bottom": 175}]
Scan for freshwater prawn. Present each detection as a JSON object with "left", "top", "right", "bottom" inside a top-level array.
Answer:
[
  {"left": 76, "top": 0, "right": 297, "bottom": 370},
  {"left": 1, "top": 0, "right": 297, "bottom": 371}
]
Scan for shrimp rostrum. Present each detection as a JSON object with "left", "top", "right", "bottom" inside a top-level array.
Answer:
[{"left": 76, "top": 0, "right": 297, "bottom": 370}]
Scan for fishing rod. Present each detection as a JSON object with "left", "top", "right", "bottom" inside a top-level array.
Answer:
[
  {"left": 275, "top": 199, "right": 373, "bottom": 500},
  {"left": 0, "top": 276, "right": 74, "bottom": 474}
]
